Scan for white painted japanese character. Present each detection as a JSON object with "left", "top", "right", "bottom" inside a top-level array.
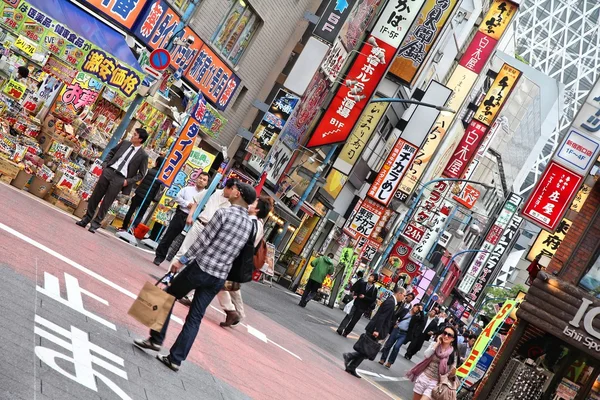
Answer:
[
  {"left": 548, "top": 191, "right": 560, "bottom": 202},
  {"left": 542, "top": 203, "right": 555, "bottom": 215}
]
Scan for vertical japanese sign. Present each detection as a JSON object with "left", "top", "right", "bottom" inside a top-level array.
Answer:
[
  {"left": 570, "top": 184, "right": 592, "bottom": 212},
  {"left": 396, "top": 0, "right": 518, "bottom": 199},
  {"left": 390, "top": 0, "right": 459, "bottom": 85},
  {"left": 368, "top": 138, "right": 417, "bottom": 205},
  {"left": 402, "top": 179, "right": 451, "bottom": 243},
  {"left": 348, "top": 198, "right": 386, "bottom": 238},
  {"left": 82, "top": 0, "right": 148, "bottom": 29},
  {"left": 307, "top": 0, "right": 427, "bottom": 148},
  {"left": 526, "top": 219, "right": 571, "bottom": 261},
  {"left": 468, "top": 215, "right": 522, "bottom": 303},
  {"left": 158, "top": 118, "right": 200, "bottom": 186},
  {"left": 521, "top": 162, "right": 583, "bottom": 232},
  {"left": 458, "top": 192, "right": 523, "bottom": 294},
  {"left": 314, "top": 0, "right": 359, "bottom": 44},
  {"left": 333, "top": 101, "right": 387, "bottom": 174},
  {"left": 246, "top": 89, "right": 300, "bottom": 159},
  {"left": 409, "top": 200, "right": 453, "bottom": 263}
]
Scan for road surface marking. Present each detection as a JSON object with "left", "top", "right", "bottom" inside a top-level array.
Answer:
[
  {"left": 247, "top": 325, "right": 268, "bottom": 343},
  {"left": 360, "top": 375, "right": 404, "bottom": 400},
  {"left": 0, "top": 222, "right": 302, "bottom": 361}
]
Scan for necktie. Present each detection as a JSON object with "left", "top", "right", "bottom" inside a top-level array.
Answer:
[{"left": 115, "top": 146, "right": 135, "bottom": 175}]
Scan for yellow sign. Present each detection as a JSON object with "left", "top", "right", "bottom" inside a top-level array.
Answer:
[
  {"left": 474, "top": 64, "right": 521, "bottom": 126},
  {"left": 323, "top": 169, "right": 348, "bottom": 199},
  {"left": 334, "top": 101, "right": 388, "bottom": 174},
  {"left": 457, "top": 300, "right": 517, "bottom": 378},
  {"left": 478, "top": 0, "right": 519, "bottom": 41},
  {"left": 390, "top": 0, "right": 459, "bottom": 84},
  {"left": 526, "top": 218, "right": 571, "bottom": 262},
  {"left": 289, "top": 216, "right": 320, "bottom": 255},
  {"left": 398, "top": 65, "right": 478, "bottom": 196},
  {"left": 3, "top": 79, "right": 27, "bottom": 100},
  {"left": 570, "top": 184, "right": 592, "bottom": 212},
  {"left": 14, "top": 35, "right": 36, "bottom": 56}
]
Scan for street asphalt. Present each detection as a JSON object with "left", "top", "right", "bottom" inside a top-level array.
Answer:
[{"left": 0, "top": 181, "right": 428, "bottom": 399}]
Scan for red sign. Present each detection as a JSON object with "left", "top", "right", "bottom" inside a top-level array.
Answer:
[
  {"left": 150, "top": 48, "right": 171, "bottom": 71},
  {"left": 443, "top": 120, "right": 488, "bottom": 179},
  {"left": 307, "top": 36, "right": 396, "bottom": 148},
  {"left": 522, "top": 161, "right": 583, "bottom": 231},
  {"left": 389, "top": 242, "right": 420, "bottom": 283},
  {"left": 458, "top": 31, "right": 497, "bottom": 74},
  {"left": 158, "top": 118, "right": 199, "bottom": 186},
  {"left": 453, "top": 185, "right": 481, "bottom": 209},
  {"left": 404, "top": 223, "right": 426, "bottom": 243}
]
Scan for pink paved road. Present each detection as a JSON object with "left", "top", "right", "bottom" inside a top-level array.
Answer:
[{"left": 0, "top": 182, "right": 391, "bottom": 399}]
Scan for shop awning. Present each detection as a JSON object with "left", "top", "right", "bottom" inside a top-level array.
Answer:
[
  {"left": 263, "top": 188, "right": 302, "bottom": 227},
  {"left": 28, "top": 0, "right": 142, "bottom": 72}
]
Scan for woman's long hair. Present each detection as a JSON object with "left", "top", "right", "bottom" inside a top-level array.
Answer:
[{"left": 442, "top": 324, "right": 460, "bottom": 367}]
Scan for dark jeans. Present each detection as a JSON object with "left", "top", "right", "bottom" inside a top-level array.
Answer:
[
  {"left": 155, "top": 208, "right": 188, "bottom": 261},
  {"left": 299, "top": 279, "right": 321, "bottom": 306},
  {"left": 150, "top": 263, "right": 225, "bottom": 365},
  {"left": 85, "top": 168, "right": 125, "bottom": 225},
  {"left": 381, "top": 327, "right": 408, "bottom": 364},
  {"left": 338, "top": 304, "right": 367, "bottom": 336},
  {"left": 406, "top": 333, "right": 429, "bottom": 358},
  {"left": 122, "top": 194, "right": 152, "bottom": 230}
]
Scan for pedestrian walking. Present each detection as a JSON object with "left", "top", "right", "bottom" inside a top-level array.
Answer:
[
  {"left": 336, "top": 273, "right": 378, "bottom": 336},
  {"left": 405, "top": 309, "right": 440, "bottom": 361},
  {"left": 459, "top": 334, "right": 477, "bottom": 362},
  {"left": 153, "top": 172, "right": 209, "bottom": 265},
  {"left": 120, "top": 156, "right": 164, "bottom": 232},
  {"left": 342, "top": 286, "right": 406, "bottom": 378},
  {"left": 218, "top": 195, "right": 273, "bottom": 327},
  {"left": 76, "top": 128, "right": 149, "bottom": 233},
  {"left": 298, "top": 253, "right": 335, "bottom": 307},
  {"left": 134, "top": 182, "right": 257, "bottom": 371},
  {"left": 406, "top": 325, "right": 459, "bottom": 400},
  {"left": 378, "top": 303, "right": 423, "bottom": 369}
]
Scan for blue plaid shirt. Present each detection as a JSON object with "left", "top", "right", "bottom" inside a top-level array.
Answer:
[{"left": 180, "top": 205, "right": 253, "bottom": 279}]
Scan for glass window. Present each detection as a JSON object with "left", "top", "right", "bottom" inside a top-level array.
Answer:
[
  {"left": 579, "top": 246, "right": 600, "bottom": 297},
  {"left": 211, "top": 0, "right": 261, "bottom": 65}
]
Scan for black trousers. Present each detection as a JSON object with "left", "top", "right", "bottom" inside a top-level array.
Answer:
[
  {"left": 338, "top": 305, "right": 368, "bottom": 336},
  {"left": 406, "top": 333, "right": 429, "bottom": 357},
  {"left": 85, "top": 168, "right": 125, "bottom": 226},
  {"left": 155, "top": 208, "right": 188, "bottom": 261},
  {"left": 299, "top": 279, "right": 322, "bottom": 306},
  {"left": 122, "top": 194, "right": 152, "bottom": 230},
  {"left": 345, "top": 333, "right": 377, "bottom": 372}
]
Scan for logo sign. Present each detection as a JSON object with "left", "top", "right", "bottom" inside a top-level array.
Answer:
[
  {"left": 442, "top": 120, "right": 488, "bottom": 179},
  {"left": 522, "top": 161, "right": 583, "bottom": 232},
  {"left": 403, "top": 222, "right": 426, "bottom": 243},
  {"left": 149, "top": 48, "right": 171, "bottom": 71},
  {"left": 555, "top": 128, "right": 600, "bottom": 176},
  {"left": 453, "top": 184, "right": 481, "bottom": 209},
  {"left": 83, "top": 0, "right": 149, "bottom": 29},
  {"left": 348, "top": 198, "right": 385, "bottom": 238},
  {"left": 457, "top": 300, "right": 517, "bottom": 378},
  {"left": 313, "top": 0, "right": 359, "bottom": 44},
  {"left": 468, "top": 215, "right": 522, "bottom": 303},
  {"left": 333, "top": 101, "right": 388, "bottom": 174},
  {"left": 526, "top": 219, "right": 571, "bottom": 262},
  {"left": 459, "top": 192, "right": 523, "bottom": 294},
  {"left": 478, "top": 0, "right": 519, "bottom": 40},
  {"left": 134, "top": 0, "right": 180, "bottom": 48},
  {"left": 473, "top": 64, "right": 522, "bottom": 126},
  {"left": 458, "top": 31, "right": 497, "bottom": 74},
  {"left": 307, "top": 0, "right": 427, "bottom": 148},
  {"left": 390, "top": 0, "right": 459, "bottom": 85},
  {"left": 158, "top": 118, "right": 199, "bottom": 186},
  {"left": 368, "top": 138, "right": 417, "bottom": 205}
]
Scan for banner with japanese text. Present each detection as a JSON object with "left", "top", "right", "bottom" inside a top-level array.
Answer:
[
  {"left": 526, "top": 218, "right": 571, "bottom": 262},
  {"left": 368, "top": 138, "right": 417, "bottom": 205},
  {"left": 158, "top": 118, "right": 201, "bottom": 186},
  {"left": 82, "top": 0, "right": 148, "bottom": 29},
  {"left": 347, "top": 198, "right": 385, "bottom": 238}
]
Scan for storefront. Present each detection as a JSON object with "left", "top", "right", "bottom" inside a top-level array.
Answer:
[{"left": 478, "top": 275, "right": 600, "bottom": 399}]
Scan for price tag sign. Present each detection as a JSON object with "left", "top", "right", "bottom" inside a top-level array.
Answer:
[
  {"left": 3, "top": 79, "right": 27, "bottom": 100},
  {"left": 14, "top": 35, "right": 36, "bottom": 56}
]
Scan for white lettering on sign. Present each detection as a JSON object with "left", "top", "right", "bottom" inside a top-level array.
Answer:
[{"left": 564, "top": 298, "right": 600, "bottom": 352}]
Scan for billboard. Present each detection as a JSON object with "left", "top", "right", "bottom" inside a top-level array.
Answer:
[{"left": 313, "top": 0, "right": 359, "bottom": 44}]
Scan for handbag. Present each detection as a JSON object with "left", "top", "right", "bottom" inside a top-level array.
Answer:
[
  {"left": 227, "top": 223, "right": 257, "bottom": 283},
  {"left": 127, "top": 274, "right": 176, "bottom": 331},
  {"left": 343, "top": 299, "right": 355, "bottom": 314},
  {"left": 353, "top": 333, "right": 382, "bottom": 360},
  {"left": 431, "top": 373, "right": 458, "bottom": 400}
]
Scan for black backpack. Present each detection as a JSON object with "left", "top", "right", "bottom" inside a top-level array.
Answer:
[{"left": 227, "top": 221, "right": 257, "bottom": 283}]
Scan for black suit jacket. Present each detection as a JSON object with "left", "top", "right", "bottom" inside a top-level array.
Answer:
[
  {"left": 365, "top": 296, "right": 395, "bottom": 341},
  {"left": 103, "top": 141, "right": 149, "bottom": 195},
  {"left": 393, "top": 308, "right": 424, "bottom": 341},
  {"left": 420, "top": 317, "right": 440, "bottom": 340},
  {"left": 351, "top": 279, "right": 378, "bottom": 311}
]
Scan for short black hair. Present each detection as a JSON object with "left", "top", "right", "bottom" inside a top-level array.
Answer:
[
  {"left": 154, "top": 156, "right": 164, "bottom": 168},
  {"left": 18, "top": 66, "right": 29, "bottom": 78},
  {"left": 256, "top": 196, "right": 273, "bottom": 219},
  {"left": 225, "top": 178, "right": 238, "bottom": 189},
  {"left": 356, "top": 271, "right": 364, "bottom": 278},
  {"left": 135, "top": 128, "right": 149, "bottom": 144},
  {"left": 327, "top": 253, "right": 334, "bottom": 258},
  {"left": 406, "top": 292, "right": 415, "bottom": 299},
  {"left": 199, "top": 171, "right": 209, "bottom": 177},
  {"left": 369, "top": 273, "right": 378, "bottom": 280}
]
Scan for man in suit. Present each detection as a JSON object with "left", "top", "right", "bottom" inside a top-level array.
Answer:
[
  {"left": 336, "top": 273, "right": 378, "bottom": 337},
  {"left": 77, "top": 128, "right": 149, "bottom": 233},
  {"left": 342, "top": 286, "right": 406, "bottom": 378},
  {"left": 378, "top": 303, "right": 423, "bottom": 368},
  {"left": 405, "top": 308, "right": 440, "bottom": 360},
  {"left": 459, "top": 334, "right": 477, "bottom": 362}
]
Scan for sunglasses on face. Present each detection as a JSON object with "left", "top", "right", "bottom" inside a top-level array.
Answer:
[{"left": 441, "top": 331, "right": 455, "bottom": 338}]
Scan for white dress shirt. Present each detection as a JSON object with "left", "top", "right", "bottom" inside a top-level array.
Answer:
[
  {"left": 251, "top": 216, "right": 264, "bottom": 247},
  {"left": 423, "top": 317, "right": 435, "bottom": 333},
  {"left": 175, "top": 186, "right": 202, "bottom": 214},
  {"left": 113, "top": 145, "right": 141, "bottom": 176},
  {"left": 198, "top": 189, "right": 231, "bottom": 224}
]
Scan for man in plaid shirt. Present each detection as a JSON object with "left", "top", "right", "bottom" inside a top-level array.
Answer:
[{"left": 134, "top": 182, "right": 257, "bottom": 371}]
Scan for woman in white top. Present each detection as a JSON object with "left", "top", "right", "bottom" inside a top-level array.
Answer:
[
  {"left": 407, "top": 325, "right": 459, "bottom": 400},
  {"left": 217, "top": 195, "right": 273, "bottom": 327}
]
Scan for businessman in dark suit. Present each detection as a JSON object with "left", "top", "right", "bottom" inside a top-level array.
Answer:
[
  {"left": 343, "top": 286, "right": 406, "bottom": 378},
  {"left": 404, "top": 308, "right": 440, "bottom": 360},
  {"left": 337, "top": 273, "right": 378, "bottom": 337},
  {"left": 77, "top": 128, "right": 149, "bottom": 233}
]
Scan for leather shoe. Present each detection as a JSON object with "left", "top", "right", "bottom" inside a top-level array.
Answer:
[
  {"left": 343, "top": 353, "right": 352, "bottom": 370},
  {"left": 153, "top": 258, "right": 164, "bottom": 266},
  {"left": 220, "top": 310, "right": 241, "bottom": 328},
  {"left": 88, "top": 223, "right": 100, "bottom": 233},
  {"left": 345, "top": 369, "right": 361, "bottom": 379},
  {"left": 76, "top": 220, "right": 88, "bottom": 228}
]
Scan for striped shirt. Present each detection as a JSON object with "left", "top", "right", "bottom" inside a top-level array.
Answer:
[{"left": 180, "top": 205, "right": 253, "bottom": 280}]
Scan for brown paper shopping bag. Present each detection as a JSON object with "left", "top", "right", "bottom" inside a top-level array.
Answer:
[{"left": 128, "top": 280, "right": 175, "bottom": 331}]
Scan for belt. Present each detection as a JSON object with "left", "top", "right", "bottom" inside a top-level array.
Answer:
[
  {"left": 109, "top": 167, "right": 125, "bottom": 177},
  {"left": 398, "top": 329, "right": 408, "bottom": 334}
]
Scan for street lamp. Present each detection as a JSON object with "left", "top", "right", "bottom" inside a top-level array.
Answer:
[{"left": 425, "top": 249, "right": 490, "bottom": 309}]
